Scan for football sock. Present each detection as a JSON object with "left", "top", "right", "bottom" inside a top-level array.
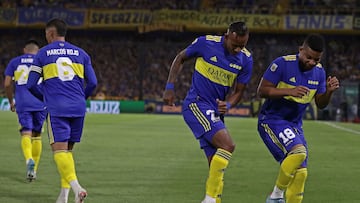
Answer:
[
  {"left": 31, "top": 136, "right": 42, "bottom": 172},
  {"left": 270, "top": 185, "right": 284, "bottom": 199},
  {"left": 274, "top": 146, "right": 306, "bottom": 192},
  {"left": 21, "top": 133, "right": 33, "bottom": 162},
  {"left": 216, "top": 179, "right": 224, "bottom": 203},
  {"left": 56, "top": 186, "right": 70, "bottom": 203},
  {"left": 54, "top": 151, "right": 78, "bottom": 184},
  {"left": 286, "top": 168, "right": 307, "bottom": 203},
  {"left": 206, "top": 148, "right": 232, "bottom": 198}
]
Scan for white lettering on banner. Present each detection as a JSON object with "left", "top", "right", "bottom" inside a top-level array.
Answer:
[
  {"left": 285, "top": 15, "right": 353, "bottom": 30},
  {"left": 87, "top": 101, "right": 120, "bottom": 114},
  {"left": 0, "top": 98, "right": 10, "bottom": 111}
]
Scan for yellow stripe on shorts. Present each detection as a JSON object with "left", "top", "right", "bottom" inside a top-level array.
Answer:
[
  {"left": 47, "top": 114, "right": 55, "bottom": 145},
  {"left": 189, "top": 103, "right": 211, "bottom": 132},
  {"left": 261, "top": 123, "right": 287, "bottom": 154}
]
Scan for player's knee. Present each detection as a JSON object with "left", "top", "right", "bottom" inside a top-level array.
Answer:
[
  {"left": 288, "top": 145, "right": 307, "bottom": 161},
  {"left": 223, "top": 142, "right": 235, "bottom": 153}
]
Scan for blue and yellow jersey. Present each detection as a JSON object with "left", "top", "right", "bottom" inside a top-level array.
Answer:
[
  {"left": 30, "top": 41, "right": 97, "bottom": 117},
  {"left": 4, "top": 54, "right": 45, "bottom": 112},
  {"left": 184, "top": 35, "right": 253, "bottom": 111},
  {"left": 259, "top": 54, "right": 326, "bottom": 123}
]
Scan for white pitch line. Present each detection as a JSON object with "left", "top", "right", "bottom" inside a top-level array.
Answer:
[{"left": 317, "top": 121, "right": 360, "bottom": 135}]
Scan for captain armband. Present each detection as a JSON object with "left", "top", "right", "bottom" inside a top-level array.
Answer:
[{"left": 30, "top": 65, "right": 42, "bottom": 74}]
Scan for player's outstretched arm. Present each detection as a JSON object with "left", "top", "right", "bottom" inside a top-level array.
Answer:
[{"left": 163, "top": 49, "right": 188, "bottom": 106}]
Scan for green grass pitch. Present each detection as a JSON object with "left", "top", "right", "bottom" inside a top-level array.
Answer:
[{"left": 0, "top": 111, "right": 360, "bottom": 203}]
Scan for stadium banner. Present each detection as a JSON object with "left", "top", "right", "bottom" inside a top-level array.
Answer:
[
  {"left": 145, "top": 100, "right": 252, "bottom": 117},
  {"left": 187, "top": 13, "right": 282, "bottom": 31},
  {"left": 285, "top": 15, "right": 353, "bottom": 30},
  {"left": 88, "top": 9, "right": 152, "bottom": 28},
  {"left": 17, "top": 7, "right": 87, "bottom": 27},
  {"left": 0, "top": 98, "right": 10, "bottom": 111},
  {"left": 86, "top": 100, "right": 121, "bottom": 114},
  {"left": 151, "top": 10, "right": 282, "bottom": 31},
  {"left": 0, "top": 8, "right": 16, "bottom": 26}
]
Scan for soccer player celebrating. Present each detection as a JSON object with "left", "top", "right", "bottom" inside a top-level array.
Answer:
[
  {"left": 163, "top": 21, "right": 253, "bottom": 203},
  {"left": 4, "top": 39, "right": 46, "bottom": 182},
  {"left": 27, "top": 18, "right": 97, "bottom": 203},
  {"left": 257, "top": 34, "right": 339, "bottom": 203}
]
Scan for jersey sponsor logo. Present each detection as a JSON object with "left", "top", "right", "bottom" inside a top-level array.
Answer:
[
  {"left": 277, "top": 81, "right": 316, "bottom": 104},
  {"left": 270, "top": 63, "right": 278, "bottom": 72},
  {"left": 289, "top": 77, "right": 296, "bottom": 83},
  {"left": 195, "top": 57, "right": 236, "bottom": 87}
]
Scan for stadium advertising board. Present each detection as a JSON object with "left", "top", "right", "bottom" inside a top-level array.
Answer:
[
  {"left": 146, "top": 100, "right": 252, "bottom": 117},
  {"left": 285, "top": 15, "right": 353, "bottom": 30},
  {"left": 0, "top": 8, "right": 16, "bottom": 26},
  {"left": 0, "top": 98, "right": 10, "bottom": 111},
  {"left": 86, "top": 100, "right": 120, "bottom": 114},
  {"left": 17, "top": 8, "right": 87, "bottom": 27}
]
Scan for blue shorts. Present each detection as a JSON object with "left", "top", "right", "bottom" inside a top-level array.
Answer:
[
  {"left": 182, "top": 101, "right": 226, "bottom": 157},
  {"left": 47, "top": 115, "right": 85, "bottom": 144},
  {"left": 257, "top": 120, "right": 308, "bottom": 167},
  {"left": 17, "top": 111, "right": 47, "bottom": 133}
]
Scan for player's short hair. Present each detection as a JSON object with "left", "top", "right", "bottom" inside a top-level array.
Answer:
[
  {"left": 25, "top": 39, "right": 39, "bottom": 47},
  {"left": 304, "top": 33, "right": 325, "bottom": 52},
  {"left": 46, "top": 18, "right": 67, "bottom": 37},
  {"left": 228, "top": 21, "right": 248, "bottom": 36}
]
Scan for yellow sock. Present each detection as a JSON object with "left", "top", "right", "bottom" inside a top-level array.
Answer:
[
  {"left": 21, "top": 134, "right": 33, "bottom": 162},
  {"left": 32, "top": 136, "right": 42, "bottom": 172},
  {"left": 54, "top": 151, "right": 78, "bottom": 183},
  {"left": 286, "top": 168, "right": 307, "bottom": 203},
  {"left": 276, "top": 147, "right": 306, "bottom": 190},
  {"left": 216, "top": 179, "right": 224, "bottom": 203},
  {"left": 61, "top": 177, "right": 71, "bottom": 189},
  {"left": 206, "top": 148, "right": 232, "bottom": 198}
]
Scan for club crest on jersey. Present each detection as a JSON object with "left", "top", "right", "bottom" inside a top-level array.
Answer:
[{"left": 270, "top": 63, "right": 278, "bottom": 72}]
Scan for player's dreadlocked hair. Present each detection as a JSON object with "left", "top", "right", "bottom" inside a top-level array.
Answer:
[
  {"left": 228, "top": 21, "right": 248, "bottom": 36},
  {"left": 304, "top": 33, "right": 325, "bottom": 52}
]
